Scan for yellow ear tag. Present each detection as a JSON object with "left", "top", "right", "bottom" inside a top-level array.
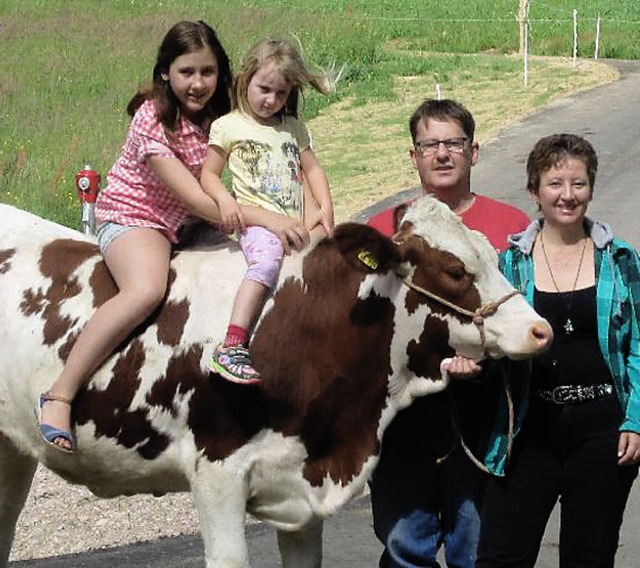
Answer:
[{"left": 357, "top": 249, "right": 379, "bottom": 270}]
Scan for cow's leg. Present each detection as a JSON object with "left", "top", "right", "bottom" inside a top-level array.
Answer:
[
  {"left": 277, "top": 520, "right": 323, "bottom": 568},
  {"left": 0, "top": 435, "right": 37, "bottom": 568},
  {"left": 191, "top": 464, "right": 251, "bottom": 568}
]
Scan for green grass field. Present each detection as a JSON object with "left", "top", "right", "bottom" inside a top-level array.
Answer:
[{"left": 1, "top": 0, "right": 639, "bottom": 227}]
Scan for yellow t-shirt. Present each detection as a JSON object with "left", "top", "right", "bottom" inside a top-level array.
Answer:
[{"left": 208, "top": 111, "right": 311, "bottom": 219}]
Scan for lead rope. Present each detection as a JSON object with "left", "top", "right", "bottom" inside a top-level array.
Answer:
[
  {"left": 436, "top": 367, "right": 515, "bottom": 474},
  {"left": 400, "top": 274, "right": 519, "bottom": 472}
]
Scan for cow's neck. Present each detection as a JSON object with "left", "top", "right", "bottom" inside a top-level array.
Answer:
[{"left": 426, "top": 188, "right": 475, "bottom": 216}]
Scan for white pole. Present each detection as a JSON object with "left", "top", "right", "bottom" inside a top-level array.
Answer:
[
  {"left": 595, "top": 14, "right": 601, "bottom": 60},
  {"left": 573, "top": 9, "right": 578, "bottom": 66},
  {"left": 524, "top": 20, "right": 529, "bottom": 88},
  {"left": 436, "top": 83, "right": 442, "bottom": 100}
]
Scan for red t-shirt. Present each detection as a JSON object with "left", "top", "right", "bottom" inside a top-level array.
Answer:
[{"left": 366, "top": 194, "right": 529, "bottom": 253}]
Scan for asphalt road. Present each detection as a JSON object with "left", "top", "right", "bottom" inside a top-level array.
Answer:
[{"left": 10, "top": 60, "right": 640, "bottom": 567}]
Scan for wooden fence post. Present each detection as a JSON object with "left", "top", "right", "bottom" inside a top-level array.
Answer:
[
  {"left": 518, "top": 0, "right": 530, "bottom": 55},
  {"left": 573, "top": 9, "right": 578, "bottom": 66}
]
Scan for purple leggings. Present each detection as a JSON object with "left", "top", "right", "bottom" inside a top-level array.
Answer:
[{"left": 238, "top": 226, "right": 284, "bottom": 289}]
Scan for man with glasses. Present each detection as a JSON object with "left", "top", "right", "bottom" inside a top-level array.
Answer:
[
  {"left": 368, "top": 98, "right": 529, "bottom": 568},
  {"left": 368, "top": 98, "right": 528, "bottom": 250}
]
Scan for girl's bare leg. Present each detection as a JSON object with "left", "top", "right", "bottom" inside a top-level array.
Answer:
[
  {"left": 39, "top": 228, "right": 172, "bottom": 449},
  {"left": 229, "top": 278, "right": 269, "bottom": 331}
]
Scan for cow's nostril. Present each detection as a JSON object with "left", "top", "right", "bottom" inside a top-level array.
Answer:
[{"left": 530, "top": 321, "right": 553, "bottom": 347}]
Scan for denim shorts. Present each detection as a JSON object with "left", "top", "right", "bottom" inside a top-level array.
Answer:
[{"left": 96, "top": 222, "right": 135, "bottom": 256}]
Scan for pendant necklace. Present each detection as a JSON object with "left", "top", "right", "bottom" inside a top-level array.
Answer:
[{"left": 540, "top": 232, "right": 588, "bottom": 335}]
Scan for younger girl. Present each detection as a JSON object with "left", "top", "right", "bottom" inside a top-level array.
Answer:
[
  {"left": 201, "top": 37, "right": 334, "bottom": 384},
  {"left": 37, "top": 22, "right": 306, "bottom": 454}
]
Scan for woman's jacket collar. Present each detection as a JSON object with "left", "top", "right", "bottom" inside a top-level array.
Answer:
[{"left": 507, "top": 217, "right": 615, "bottom": 256}]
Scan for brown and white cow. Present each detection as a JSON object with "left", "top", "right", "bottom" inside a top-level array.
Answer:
[{"left": 0, "top": 196, "right": 551, "bottom": 567}]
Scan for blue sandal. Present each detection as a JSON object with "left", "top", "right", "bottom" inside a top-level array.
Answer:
[{"left": 36, "top": 391, "right": 75, "bottom": 454}]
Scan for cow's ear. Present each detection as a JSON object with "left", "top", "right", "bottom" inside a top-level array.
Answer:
[
  {"left": 392, "top": 204, "right": 409, "bottom": 233},
  {"left": 391, "top": 220, "right": 415, "bottom": 246},
  {"left": 334, "top": 223, "right": 402, "bottom": 273},
  {"left": 392, "top": 221, "right": 424, "bottom": 268}
]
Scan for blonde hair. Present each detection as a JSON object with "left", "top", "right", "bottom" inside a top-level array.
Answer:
[{"left": 233, "top": 37, "right": 330, "bottom": 119}]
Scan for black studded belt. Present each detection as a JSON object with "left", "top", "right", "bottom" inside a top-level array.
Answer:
[{"left": 535, "top": 383, "right": 615, "bottom": 404}]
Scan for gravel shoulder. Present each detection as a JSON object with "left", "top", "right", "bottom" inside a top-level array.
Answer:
[{"left": 10, "top": 467, "right": 201, "bottom": 561}]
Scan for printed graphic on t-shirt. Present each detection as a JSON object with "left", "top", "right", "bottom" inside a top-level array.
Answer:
[{"left": 236, "top": 138, "right": 303, "bottom": 215}]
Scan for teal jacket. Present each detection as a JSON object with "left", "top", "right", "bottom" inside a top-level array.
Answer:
[{"left": 484, "top": 218, "right": 640, "bottom": 476}]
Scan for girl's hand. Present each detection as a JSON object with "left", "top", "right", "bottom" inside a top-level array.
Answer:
[
  {"left": 266, "top": 215, "right": 310, "bottom": 255},
  {"left": 618, "top": 431, "right": 640, "bottom": 465},
  {"left": 306, "top": 207, "right": 334, "bottom": 238},
  {"left": 238, "top": 207, "right": 310, "bottom": 255},
  {"left": 216, "top": 192, "right": 245, "bottom": 231}
]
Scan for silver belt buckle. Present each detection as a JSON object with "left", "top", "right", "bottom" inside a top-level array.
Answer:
[{"left": 551, "top": 385, "right": 577, "bottom": 404}]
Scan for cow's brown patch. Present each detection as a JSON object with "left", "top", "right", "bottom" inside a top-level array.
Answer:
[
  {"left": 156, "top": 298, "right": 189, "bottom": 347},
  {"left": 251, "top": 224, "right": 398, "bottom": 487},
  {"left": 88, "top": 257, "right": 118, "bottom": 308},
  {"left": 23, "top": 239, "right": 101, "bottom": 346},
  {"left": 187, "top": 367, "right": 267, "bottom": 462},
  {"left": 40, "top": 239, "right": 99, "bottom": 278},
  {"left": 57, "top": 329, "right": 80, "bottom": 363},
  {"left": 143, "top": 345, "right": 266, "bottom": 462},
  {"left": 20, "top": 288, "right": 47, "bottom": 317},
  {"left": 76, "top": 336, "right": 260, "bottom": 462},
  {"left": 76, "top": 339, "right": 173, "bottom": 459},
  {"left": 407, "top": 315, "right": 452, "bottom": 379},
  {"left": 0, "top": 248, "right": 16, "bottom": 274},
  {"left": 399, "top": 235, "right": 481, "bottom": 320},
  {"left": 20, "top": 285, "right": 81, "bottom": 348}
]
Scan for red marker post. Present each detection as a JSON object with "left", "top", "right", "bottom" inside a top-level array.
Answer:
[{"left": 75, "top": 165, "right": 101, "bottom": 235}]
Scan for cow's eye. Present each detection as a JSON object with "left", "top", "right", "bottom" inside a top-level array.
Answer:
[{"left": 447, "top": 267, "right": 467, "bottom": 281}]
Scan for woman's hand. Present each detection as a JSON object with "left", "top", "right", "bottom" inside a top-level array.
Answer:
[
  {"left": 618, "top": 431, "right": 640, "bottom": 465},
  {"left": 442, "top": 355, "right": 483, "bottom": 380}
]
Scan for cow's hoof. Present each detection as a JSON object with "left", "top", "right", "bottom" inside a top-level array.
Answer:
[{"left": 35, "top": 391, "right": 76, "bottom": 454}]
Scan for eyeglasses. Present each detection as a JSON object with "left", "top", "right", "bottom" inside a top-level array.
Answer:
[{"left": 414, "top": 137, "right": 468, "bottom": 157}]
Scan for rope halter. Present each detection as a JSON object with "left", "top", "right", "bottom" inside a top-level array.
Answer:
[{"left": 400, "top": 273, "right": 521, "bottom": 345}]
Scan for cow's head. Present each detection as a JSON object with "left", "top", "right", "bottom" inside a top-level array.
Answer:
[{"left": 393, "top": 196, "right": 551, "bottom": 365}]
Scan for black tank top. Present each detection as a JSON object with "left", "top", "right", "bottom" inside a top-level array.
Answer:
[{"left": 531, "top": 286, "right": 612, "bottom": 390}]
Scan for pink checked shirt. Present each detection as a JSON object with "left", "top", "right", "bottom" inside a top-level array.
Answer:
[{"left": 96, "top": 99, "right": 210, "bottom": 242}]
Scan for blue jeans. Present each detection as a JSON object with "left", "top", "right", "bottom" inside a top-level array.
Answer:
[{"left": 370, "top": 398, "right": 486, "bottom": 568}]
